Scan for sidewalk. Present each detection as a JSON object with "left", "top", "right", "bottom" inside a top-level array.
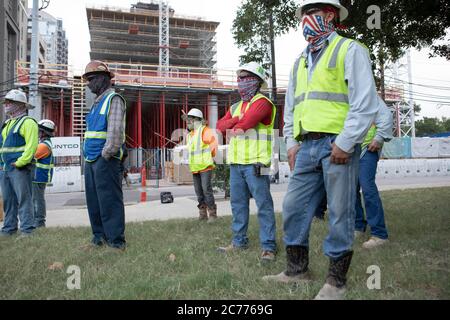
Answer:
[{"left": 38, "top": 176, "right": 450, "bottom": 228}]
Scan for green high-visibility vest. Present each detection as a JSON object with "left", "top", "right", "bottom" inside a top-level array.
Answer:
[
  {"left": 187, "top": 125, "right": 215, "bottom": 173},
  {"left": 293, "top": 35, "right": 354, "bottom": 140},
  {"left": 362, "top": 125, "right": 377, "bottom": 149},
  {"left": 228, "top": 93, "right": 276, "bottom": 166}
]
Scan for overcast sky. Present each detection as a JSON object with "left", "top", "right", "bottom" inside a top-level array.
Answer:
[{"left": 34, "top": 0, "right": 450, "bottom": 119}]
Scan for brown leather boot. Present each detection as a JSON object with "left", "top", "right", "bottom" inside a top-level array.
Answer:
[
  {"left": 207, "top": 204, "right": 217, "bottom": 223},
  {"left": 262, "top": 246, "right": 311, "bottom": 283},
  {"left": 315, "top": 251, "right": 353, "bottom": 300},
  {"left": 198, "top": 204, "right": 208, "bottom": 221}
]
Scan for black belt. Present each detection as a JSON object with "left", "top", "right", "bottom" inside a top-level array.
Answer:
[{"left": 303, "top": 132, "right": 335, "bottom": 140}]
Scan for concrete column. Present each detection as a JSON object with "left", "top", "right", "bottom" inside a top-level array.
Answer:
[{"left": 208, "top": 95, "right": 218, "bottom": 129}]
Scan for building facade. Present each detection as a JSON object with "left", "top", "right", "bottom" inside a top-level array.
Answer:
[
  {"left": 0, "top": 0, "right": 28, "bottom": 122},
  {"left": 27, "top": 10, "right": 68, "bottom": 68}
]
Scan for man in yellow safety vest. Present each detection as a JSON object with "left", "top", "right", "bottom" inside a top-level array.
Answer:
[
  {"left": 216, "top": 62, "right": 278, "bottom": 262},
  {"left": 263, "top": 0, "right": 380, "bottom": 299}
]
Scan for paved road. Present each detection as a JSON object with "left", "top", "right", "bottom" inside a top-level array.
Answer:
[{"left": 45, "top": 176, "right": 450, "bottom": 211}]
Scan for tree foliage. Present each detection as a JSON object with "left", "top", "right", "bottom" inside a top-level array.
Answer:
[
  {"left": 415, "top": 117, "right": 450, "bottom": 137},
  {"left": 232, "top": 0, "right": 450, "bottom": 72},
  {"left": 232, "top": 0, "right": 298, "bottom": 67}
]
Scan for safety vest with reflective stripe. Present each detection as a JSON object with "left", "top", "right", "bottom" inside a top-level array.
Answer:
[
  {"left": 187, "top": 125, "right": 215, "bottom": 173},
  {"left": 84, "top": 91, "right": 126, "bottom": 162},
  {"left": 293, "top": 35, "right": 354, "bottom": 140},
  {"left": 362, "top": 125, "right": 377, "bottom": 150},
  {"left": 0, "top": 116, "right": 37, "bottom": 171},
  {"left": 33, "top": 139, "right": 54, "bottom": 184},
  {"left": 228, "top": 94, "right": 276, "bottom": 166}
]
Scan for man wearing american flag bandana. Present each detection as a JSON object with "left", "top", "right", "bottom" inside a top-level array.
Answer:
[{"left": 263, "top": 0, "right": 381, "bottom": 300}]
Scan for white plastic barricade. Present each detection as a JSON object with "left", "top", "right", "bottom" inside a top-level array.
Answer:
[
  {"left": 438, "top": 139, "right": 450, "bottom": 158},
  {"left": 278, "top": 162, "right": 291, "bottom": 184},
  {"left": 411, "top": 138, "right": 440, "bottom": 158}
]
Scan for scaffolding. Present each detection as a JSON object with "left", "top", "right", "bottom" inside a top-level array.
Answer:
[{"left": 86, "top": 3, "right": 219, "bottom": 68}]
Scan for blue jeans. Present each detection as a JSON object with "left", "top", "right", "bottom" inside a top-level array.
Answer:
[
  {"left": 85, "top": 157, "right": 126, "bottom": 248},
  {"left": 0, "top": 167, "right": 35, "bottom": 234},
  {"left": 32, "top": 183, "right": 47, "bottom": 227},
  {"left": 355, "top": 150, "right": 388, "bottom": 239},
  {"left": 230, "top": 164, "right": 277, "bottom": 252},
  {"left": 282, "top": 135, "right": 360, "bottom": 259}
]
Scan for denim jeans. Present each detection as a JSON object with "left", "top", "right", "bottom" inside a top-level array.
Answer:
[
  {"left": 85, "top": 157, "right": 126, "bottom": 248},
  {"left": 282, "top": 135, "right": 360, "bottom": 259},
  {"left": 193, "top": 170, "right": 216, "bottom": 208},
  {"left": 355, "top": 150, "right": 388, "bottom": 239},
  {"left": 32, "top": 183, "right": 47, "bottom": 227},
  {"left": 230, "top": 164, "right": 277, "bottom": 252},
  {"left": 0, "top": 167, "right": 35, "bottom": 234}
]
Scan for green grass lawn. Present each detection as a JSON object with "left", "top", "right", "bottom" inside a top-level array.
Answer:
[{"left": 0, "top": 188, "right": 449, "bottom": 300}]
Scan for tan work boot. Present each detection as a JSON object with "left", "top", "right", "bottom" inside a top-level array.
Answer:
[
  {"left": 262, "top": 246, "right": 311, "bottom": 283},
  {"left": 315, "top": 283, "right": 346, "bottom": 300},
  {"left": 207, "top": 204, "right": 218, "bottom": 223},
  {"left": 261, "top": 250, "right": 276, "bottom": 262},
  {"left": 314, "top": 251, "right": 353, "bottom": 300},
  {"left": 362, "top": 237, "right": 388, "bottom": 249},
  {"left": 198, "top": 204, "right": 208, "bottom": 221},
  {"left": 217, "top": 244, "right": 247, "bottom": 253}
]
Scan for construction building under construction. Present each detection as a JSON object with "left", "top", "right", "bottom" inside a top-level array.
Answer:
[{"left": 14, "top": 1, "right": 286, "bottom": 179}]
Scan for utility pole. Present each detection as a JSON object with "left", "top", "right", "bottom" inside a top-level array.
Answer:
[
  {"left": 407, "top": 50, "right": 416, "bottom": 138},
  {"left": 29, "top": 0, "right": 41, "bottom": 121}
]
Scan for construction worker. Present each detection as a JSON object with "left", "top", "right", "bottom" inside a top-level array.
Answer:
[
  {"left": 355, "top": 97, "right": 393, "bottom": 248},
  {"left": 82, "top": 61, "right": 127, "bottom": 251},
  {"left": 183, "top": 108, "right": 218, "bottom": 222},
  {"left": 263, "top": 0, "right": 380, "bottom": 300},
  {"left": 0, "top": 89, "right": 38, "bottom": 237},
  {"left": 216, "top": 62, "right": 277, "bottom": 262},
  {"left": 32, "top": 119, "right": 55, "bottom": 228}
]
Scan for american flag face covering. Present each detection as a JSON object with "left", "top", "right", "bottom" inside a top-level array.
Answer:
[
  {"left": 238, "top": 77, "right": 261, "bottom": 102},
  {"left": 302, "top": 14, "right": 335, "bottom": 52}
]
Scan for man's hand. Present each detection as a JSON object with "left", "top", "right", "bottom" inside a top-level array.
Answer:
[
  {"left": 367, "top": 140, "right": 382, "bottom": 153},
  {"left": 331, "top": 143, "right": 350, "bottom": 165},
  {"left": 288, "top": 145, "right": 301, "bottom": 171}
]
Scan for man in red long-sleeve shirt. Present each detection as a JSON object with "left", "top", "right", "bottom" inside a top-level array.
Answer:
[{"left": 217, "top": 62, "right": 277, "bottom": 262}]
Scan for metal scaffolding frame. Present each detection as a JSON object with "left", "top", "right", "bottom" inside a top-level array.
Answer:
[
  {"left": 159, "top": 0, "right": 170, "bottom": 74},
  {"left": 86, "top": 4, "right": 219, "bottom": 68}
]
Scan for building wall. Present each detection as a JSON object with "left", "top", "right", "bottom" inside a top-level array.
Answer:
[
  {"left": 0, "top": 0, "right": 28, "bottom": 122},
  {"left": 27, "top": 10, "right": 68, "bottom": 68}
]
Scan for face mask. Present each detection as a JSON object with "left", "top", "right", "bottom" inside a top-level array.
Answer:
[
  {"left": 238, "top": 77, "right": 261, "bottom": 102},
  {"left": 302, "top": 14, "right": 335, "bottom": 51},
  {"left": 4, "top": 102, "right": 27, "bottom": 119},
  {"left": 87, "top": 74, "right": 111, "bottom": 95}
]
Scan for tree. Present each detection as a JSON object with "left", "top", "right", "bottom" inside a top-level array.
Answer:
[
  {"left": 232, "top": 0, "right": 298, "bottom": 67},
  {"left": 415, "top": 117, "right": 447, "bottom": 137},
  {"left": 232, "top": 0, "right": 450, "bottom": 96},
  {"left": 340, "top": 0, "right": 450, "bottom": 98}
]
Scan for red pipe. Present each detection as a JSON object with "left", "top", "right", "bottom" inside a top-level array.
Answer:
[{"left": 138, "top": 91, "right": 142, "bottom": 148}]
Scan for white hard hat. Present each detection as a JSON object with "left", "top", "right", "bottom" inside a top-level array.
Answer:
[
  {"left": 183, "top": 108, "right": 204, "bottom": 120},
  {"left": 296, "top": 0, "right": 349, "bottom": 22},
  {"left": 236, "top": 62, "right": 268, "bottom": 89},
  {"left": 4, "top": 89, "right": 34, "bottom": 109},
  {"left": 38, "top": 119, "right": 56, "bottom": 135}
]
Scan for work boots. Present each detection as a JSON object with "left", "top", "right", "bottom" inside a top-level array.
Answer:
[
  {"left": 262, "top": 245, "right": 311, "bottom": 283},
  {"left": 198, "top": 204, "right": 208, "bottom": 221},
  {"left": 207, "top": 204, "right": 218, "bottom": 223},
  {"left": 315, "top": 251, "right": 353, "bottom": 300}
]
